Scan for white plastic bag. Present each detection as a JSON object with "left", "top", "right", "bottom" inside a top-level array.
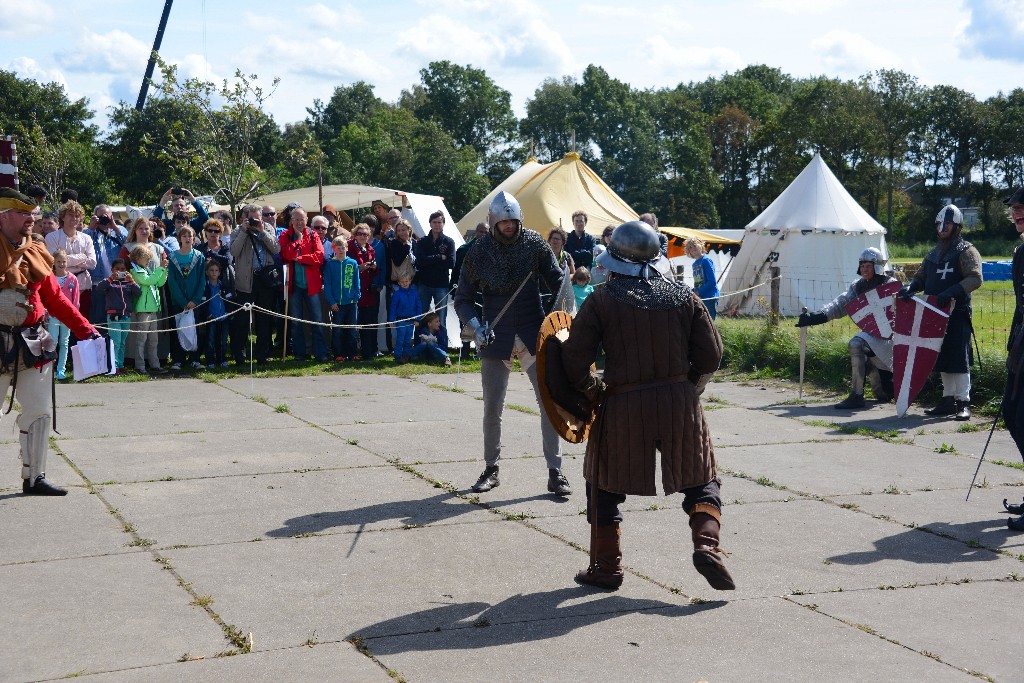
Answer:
[{"left": 175, "top": 310, "right": 198, "bottom": 352}]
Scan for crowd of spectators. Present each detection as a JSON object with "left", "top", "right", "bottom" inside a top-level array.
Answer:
[{"left": 28, "top": 187, "right": 645, "bottom": 378}]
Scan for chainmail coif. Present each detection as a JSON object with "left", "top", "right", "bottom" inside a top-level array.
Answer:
[
  {"left": 465, "top": 229, "right": 551, "bottom": 295},
  {"left": 605, "top": 275, "right": 692, "bottom": 310}
]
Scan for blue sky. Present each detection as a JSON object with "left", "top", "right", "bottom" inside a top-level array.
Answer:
[{"left": 3, "top": 0, "right": 1023, "bottom": 131}]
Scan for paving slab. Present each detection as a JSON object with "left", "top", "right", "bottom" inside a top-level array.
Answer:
[
  {"left": 102, "top": 466, "right": 496, "bottom": 548},
  {"left": 364, "top": 594, "right": 975, "bottom": 683},
  {"left": 283, "top": 389, "right": 479, "bottom": 427},
  {"left": 54, "top": 398, "right": 298, "bottom": 439},
  {"left": 58, "top": 426, "right": 382, "bottom": 484},
  {"left": 704, "top": 405, "right": 864, "bottom": 446},
  {"left": 1, "top": 553, "right": 227, "bottom": 682},
  {"left": 218, "top": 373, "right": 426, "bottom": 402},
  {"left": 323, "top": 413, "right": 587, "bottom": 464},
  {"left": 0, "top": 486, "right": 129, "bottom": 565},
  {"left": 910, "top": 427, "right": 1024, "bottom": 464},
  {"left": 533, "top": 499, "right": 1021, "bottom": 600},
  {"left": 830, "top": 486, "right": 1024, "bottom": 556},
  {"left": 163, "top": 520, "right": 679, "bottom": 652},
  {"left": 74, "top": 642, "right": 394, "bottom": 683},
  {"left": 715, "top": 438, "right": 1024, "bottom": 497},
  {"left": 54, "top": 378, "right": 235, "bottom": 407},
  {"left": 790, "top": 581, "right": 1024, "bottom": 683}
]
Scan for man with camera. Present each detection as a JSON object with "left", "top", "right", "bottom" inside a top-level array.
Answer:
[
  {"left": 154, "top": 187, "right": 210, "bottom": 235},
  {"left": 229, "top": 204, "right": 280, "bottom": 365},
  {"left": 85, "top": 204, "right": 129, "bottom": 325}
]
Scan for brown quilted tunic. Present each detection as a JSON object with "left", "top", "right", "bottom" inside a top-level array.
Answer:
[{"left": 560, "top": 284, "right": 723, "bottom": 496}]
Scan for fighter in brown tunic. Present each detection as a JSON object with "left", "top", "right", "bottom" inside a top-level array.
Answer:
[{"left": 560, "top": 221, "right": 734, "bottom": 590}]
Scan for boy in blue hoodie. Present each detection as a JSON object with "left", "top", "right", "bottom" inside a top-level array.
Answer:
[
  {"left": 324, "top": 236, "right": 361, "bottom": 361},
  {"left": 389, "top": 275, "right": 421, "bottom": 362}
]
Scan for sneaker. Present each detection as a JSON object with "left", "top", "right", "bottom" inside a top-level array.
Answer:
[
  {"left": 170, "top": 363, "right": 182, "bottom": 371},
  {"left": 150, "top": 365, "right": 168, "bottom": 375},
  {"left": 547, "top": 469, "right": 572, "bottom": 496},
  {"left": 471, "top": 465, "right": 500, "bottom": 493},
  {"left": 22, "top": 475, "right": 68, "bottom": 496},
  {"left": 335, "top": 356, "right": 346, "bottom": 362},
  {"left": 55, "top": 372, "right": 66, "bottom": 380},
  {"left": 191, "top": 361, "right": 204, "bottom": 369},
  {"left": 207, "top": 363, "right": 216, "bottom": 369},
  {"left": 444, "top": 357, "right": 452, "bottom": 368},
  {"left": 220, "top": 361, "right": 230, "bottom": 368}
]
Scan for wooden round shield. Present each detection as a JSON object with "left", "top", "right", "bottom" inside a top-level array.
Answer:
[{"left": 536, "top": 310, "right": 595, "bottom": 444}]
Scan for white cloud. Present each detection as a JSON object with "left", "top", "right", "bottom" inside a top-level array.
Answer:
[
  {"left": 758, "top": 0, "right": 846, "bottom": 13},
  {"left": 56, "top": 28, "right": 150, "bottom": 76},
  {"left": 961, "top": 0, "right": 1024, "bottom": 62},
  {"left": 264, "top": 36, "right": 387, "bottom": 82},
  {"left": 0, "top": 0, "right": 54, "bottom": 37},
  {"left": 810, "top": 30, "right": 902, "bottom": 76},
  {"left": 305, "top": 3, "right": 364, "bottom": 31},
  {"left": 4, "top": 57, "right": 66, "bottom": 87},
  {"left": 643, "top": 36, "right": 745, "bottom": 76}
]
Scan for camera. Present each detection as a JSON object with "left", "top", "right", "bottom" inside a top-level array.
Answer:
[
  {"left": 247, "top": 217, "right": 261, "bottom": 228},
  {"left": 115, "top": 271, "right": 127, "bottom": 280},
  {"left": 172, "top": 187, "right": 183, "bottom": 196},
  {"left": 98, "top": 215, "right": 111, "bottom": 226}
]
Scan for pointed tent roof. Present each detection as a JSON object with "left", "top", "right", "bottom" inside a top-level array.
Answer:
[
  {"left": 747, "top": 152, "right": 885, "bottom": 234},
  {"left": 458, "top": 153, "right": 638, "bottom": 235}
]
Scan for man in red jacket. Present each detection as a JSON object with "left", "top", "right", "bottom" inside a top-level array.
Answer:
[{"left": 0, "top": 188, "right": 98, "bottom": 495}]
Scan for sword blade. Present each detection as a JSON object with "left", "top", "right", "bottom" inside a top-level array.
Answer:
[
  {"left": 799, "top": 306, "right": 807, "bottom": 400},
  {"left": 911, "top": 295, "right": 950, "bottom": 318}
]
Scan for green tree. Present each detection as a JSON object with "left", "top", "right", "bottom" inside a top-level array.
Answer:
[
  {"left": 306, "top": 81, "right": 384, "bottom": 152},
  {"left": 141, "top": 58, "right": 283, "bottom": 218},
  {"left": 520, "top": 76, "right": 580, "bottom": 162},
  {"left": 0, "top": 69, "right": 97, "bottom": 143}
]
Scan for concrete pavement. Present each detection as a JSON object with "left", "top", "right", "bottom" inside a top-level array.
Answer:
[{"left": 1, "top": 372, "right": 1021, "bottom": 682}]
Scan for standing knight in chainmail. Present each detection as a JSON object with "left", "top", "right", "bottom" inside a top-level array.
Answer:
[
  {"left": 899, "top": 204, "right": 982, "bottom": 420},
  {"left": 454, "top": 191, "right": 571, "bottom": 496},
  {"left": 560, "top": 221, "right": 734, "bottom": 591}
]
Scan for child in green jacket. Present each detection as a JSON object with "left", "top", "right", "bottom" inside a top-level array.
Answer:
[{"left": 129, "top": 244, "right": 169, "bottom": 375}]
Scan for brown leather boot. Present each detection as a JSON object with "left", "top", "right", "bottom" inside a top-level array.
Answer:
[
  {"left": 575, "top": 523, "right": 624, "bottom": 589},
  {"left": 689, "top": 504, "right": 735, "bottom": 590}
]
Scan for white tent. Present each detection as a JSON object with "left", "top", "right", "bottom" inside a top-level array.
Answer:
[{"left": 720, "top": 153, "right": 889, "bottom": 317}]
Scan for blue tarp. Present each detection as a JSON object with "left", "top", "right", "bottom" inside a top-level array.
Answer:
[{"left": 983, "top": 260, "right": 1012, "bottom": 281}]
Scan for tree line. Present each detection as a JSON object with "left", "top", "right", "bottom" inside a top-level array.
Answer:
[{"left": 3, "top": 62, "right": 1022, "bottom": 242}]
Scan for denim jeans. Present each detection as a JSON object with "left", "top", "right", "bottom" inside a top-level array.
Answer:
[
  {"left": 418, "top": 285, "right": 450, "bottom": 327},
  {"left": 330, "top": 304, "right": 358, "bottom": 358},
  {"left": 393, "top": 322, "right": 414, "bottom": 359},
  {"left": 288, "top": 290, "right": 329, "bottom": 360},
  {"left": 205, "top": 319, "right": 229, "bottom": 365},
  {"left": 106, "top": 315, "right": 131, "bottom": 369},
  {"left": 45, "top": 318, "right": 71, "bottom": 377},
  {"left": 410, "top": 342, "right": 448, "bottom": 363}
]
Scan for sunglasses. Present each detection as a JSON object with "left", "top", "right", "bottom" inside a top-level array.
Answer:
[
  {"left": 207, "top": 229, "right": 221, "bottom": 234},
  {"left": 262, "top": 212, "right": 275, "bottom": 218}
]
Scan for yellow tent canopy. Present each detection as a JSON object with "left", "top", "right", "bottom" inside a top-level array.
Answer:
[
  {"left": 661, "top": 226, "right": 742, "bottom": 258},
  {"left": 458, "top": 153, "right": 638, "bottom": 236}
]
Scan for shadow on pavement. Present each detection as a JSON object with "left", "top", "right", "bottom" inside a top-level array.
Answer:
[
  {"left": 827, "top": 520, "right": 1023, "bottom": 565},
  {"left": 265, "top": 492, "right": 556, "bottom": 538},
  {"left": 350, "top": 586, "right": 721, "bottom": 653}
]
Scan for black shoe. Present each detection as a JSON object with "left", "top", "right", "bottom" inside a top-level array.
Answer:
[
  {"left": 471, "top": 466, "right": 499, "bottom": 493},
  {"left": 1004, "top": 498, "right": 1024, "bottom": 515},
  {"left": 22, "top": 475, "right": 68, "bottom": 496},
  {"left": 873, "top": 390, "right": 891, "bottom": 403},
  {"left": 925, "top": 396, "right": 956, "bottom": 416},
  {"left": 548, "top": 468, "right": 572, "bottom": 496},
  {"left": 1009, "top": 515, "right": 1024, "bottom": 531},
  {"left": 834, "top": 392, "right": 865, "bottom": 409},
  {"left": 953, "top": 400, "right": 971, "bottom": 421}
]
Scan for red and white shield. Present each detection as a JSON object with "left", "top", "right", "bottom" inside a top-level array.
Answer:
[
  {"left": 892, "top": 295, "right": 952, "bottom": 417},
  {"left": 845, "top": 281, "right": 902, "bottom": 339}
]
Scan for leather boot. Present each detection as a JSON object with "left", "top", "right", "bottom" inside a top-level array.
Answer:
[
  {"left": 834, "top": 392, "right": 865, "bottom": 409},
  {"left": 689, "top": 504, "right": 735, "bottom": 591},
  {"left": 575, "top": 524, "right": 623, "bottom": 589},
  {"left": 1004, "top": 498, "right": 1024, "bottom": 515},
  {"left": 925, "top": 395, "right": 955, "bottom": 416},
  {"left": 953, "top": 400, "right": 971, "bottom": 421},
  {"left": 22, "top": 475, "right": 68, "bottom": 496}
]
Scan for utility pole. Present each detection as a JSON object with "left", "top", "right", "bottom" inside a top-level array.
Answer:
[{"left": 136, "top": 0, "right": 174, "bottom": 111}]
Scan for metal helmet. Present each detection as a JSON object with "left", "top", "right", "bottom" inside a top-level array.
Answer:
[
  {"left": 595, "top": 221, "right": 670, "bottom": 278},
  {"left": 487, "top": 191, "right": 523, "bottom": 232},
  {"left": 934, "top": 204, "right": 963, "bottom": 226},
  {"left": 856, "top": 247, "right": 886, "bottom": 276}
]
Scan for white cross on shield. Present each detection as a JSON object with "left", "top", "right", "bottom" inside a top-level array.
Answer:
[
  {"left": 845, "top": 281, "right": 901, "bottom": 339},
  {"left": 892, "top": 295, "right": 951, "bottom": 417}
]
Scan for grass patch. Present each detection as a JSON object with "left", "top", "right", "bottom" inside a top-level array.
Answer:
[
  {"left": 274, "top": 403, "right": 290, "bottom": 413},
  {"left": 992, "top": 459, "right": 1024, "bottom": 470},
  {"left": 126, "top": 538, "right": 155, "bottom": 548},
  {"left": 191, "top": 594, "right": 214, "bottom": 608},
  {"left": 956, "top": 423, "right": 983, "bottom": 433},
  {"left": 934, "top": 443, "right": 958, "bottom": 453},
  {"left": 428, "top": 383, "right": 466, "bottom": 393},
  {"left": 507, "top": 403, "right": 539, "bottom": 415},
  {"left": 251, "top": 395, "right": 268, "bottom": 404}
]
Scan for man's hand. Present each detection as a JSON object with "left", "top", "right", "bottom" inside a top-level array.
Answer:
[
  {"left": 330, "top": 304, "right": 339, "bottom": 313},
  {"left": 898, "top": 285, "right": 916, "bottom": 301},
  {"left": 796, "top": 311, "right": 828, "bottom": 327},
  {"left": 88, "top": 330, "right": 102, "bottom": 340},
  {"left": 185, "top": 302, "right": 196, "bottom": 311},
  {"left": 160, "top": 252, "right": 169, "bottom": 267},
  {"left": 936, "top": 291, "right": 953, "bottom": 307}
]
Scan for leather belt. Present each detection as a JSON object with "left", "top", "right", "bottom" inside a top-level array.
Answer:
[{"left": 606, "top": 374, "right": 688, "bottom": 397}]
